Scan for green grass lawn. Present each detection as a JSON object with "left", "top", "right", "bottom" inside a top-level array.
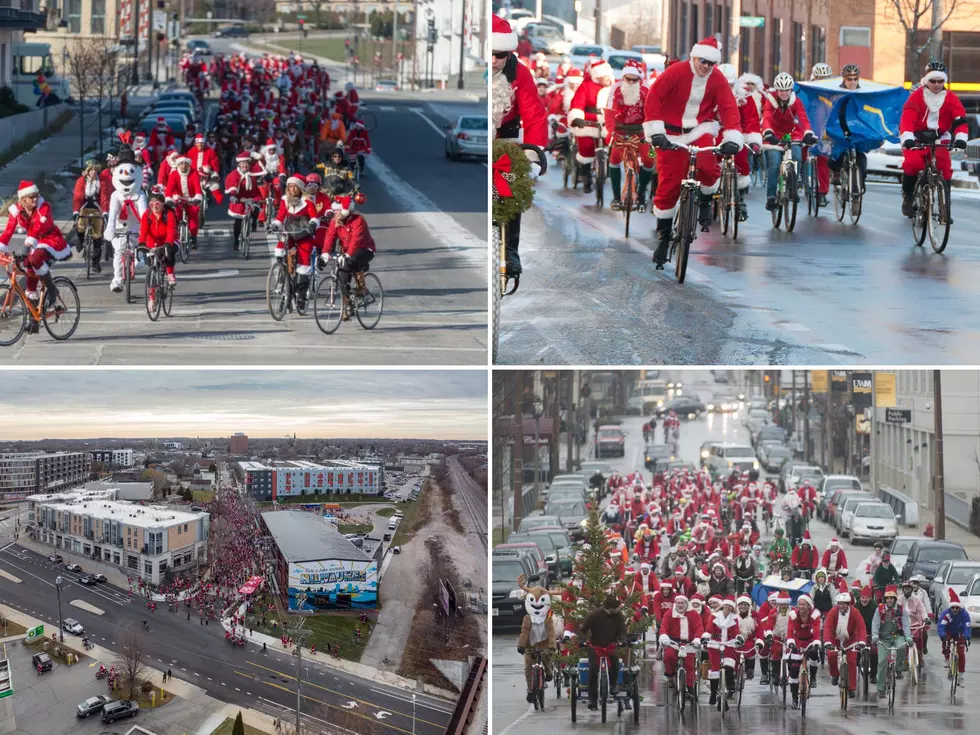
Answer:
[
  {"left": 248, "top": 611, "right": 374, "bottom": 662},
  {"left": 0, "top": 618, "right": 27, "bottom": 637},
  {"left": 211, "top": 716, "right": 269, "bottom": 735},
  {"left": 337, "top": 522, "right": 372, "bottom": 535},
  {"left": 266, "top": 37, "right": 413, "bottom": 64},
  {"left": 192, "top": 490, "right": 215, "bottom": 502},
  {"left": 492, "top": 526, "right": 510, "bottom": 546},
  {"left": 375, "top": 507, "right": 395, "bottom": 518},
  {"left": 391, "top": 492, "right": 429, "bottom": 547}
]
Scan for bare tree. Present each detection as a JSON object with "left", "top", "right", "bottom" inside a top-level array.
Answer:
[
  {"left": 618, "top": 2, "right": 662, "bottom": 48},
  {"left": 883, "top": 0, "right": 972, "bottom": 86},
  {"left": 66, "top": 38, "right": 101, "bottom": 159},
  {"left": 115, "top": 631, "right": 149, "bottom": 699}
]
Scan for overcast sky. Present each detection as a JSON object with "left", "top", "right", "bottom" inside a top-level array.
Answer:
[{"left": 0, "top": 371, "right": 487, "bottom": 440}]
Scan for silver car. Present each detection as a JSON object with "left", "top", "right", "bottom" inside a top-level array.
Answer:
[{"left": 444, "top": 115, "right": 488, "bottom": 161}]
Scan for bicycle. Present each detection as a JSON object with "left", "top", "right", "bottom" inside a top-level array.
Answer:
[
  {"left": 909, "top": 140, "right": 953, "bottom": 253},
  {"left": 878, "top": 642, "right": 903, "bottom": 711},
  {"left": 733, "top": 648, "right": 747, "bottom": 712},
  {"left": 547, "top": 119, "right": 575, "bottom": 189},
  {"left": 663, "top": 143, "right": 722, "bottom": 284},
  {"left": 117, "top": 230, "right": 141, "bottom": 305},
  {"left": 716, "top": 151, "right": 740, "bottom": 239},
  {"left": 267, "top": 226, "right": 315, "bottom": 321},
  {"left": 663, "top": 639, "right": 699, "bottom": 716},
  {"left": 830, "top": 142, "right": 862, "bottom": 227},
  {"left": 528, "top": 647, "right": 547, "bottom": 711},
  {"left": 174, "top": 198, "right": 193, "bottom": 264},
  {"left": 0, "top": 252, "right": 80, "bottom": 345},
  {"left": 750, "top": 150, "right": 767, "bottom": 188},
  {"left": 354, "top": 109, "right": 377, "bottom": 133},
  {"left": 615, "top": 134, "right": 642, "bottom": 238},
  {"left": 770, "top": 136, "right": 805, "bottom": 232},
  {"left": 801, "top": 150, "right": 821, "bottom": 218},
  {"left": 76, "top": 201, "right": 102, "bottom": 279},
  {"left": 716, "top": 639, "right": 742, "bottom": 715},
  {"left": 831, "top": 640, "right": 865, "bottom": 710},
  {"left": 313, "top": 250, "right": 384, "bottom": 334},
  {"left": 947, "top": 636, "right": 964, "bottom": 701},
  {"left": 909, "top": 622, "right": 927, "bottom": 684},
  {"left": 491, "top": 143, "right": 547, "bottom": 363},
  {"left": 794, "top": 641, "right": 820, "bottom": 714},
  {"left": 142, "top": 245, "right": 174, "bottom": 322},
  {"left": 587, "top": 642, "right": 618, "bottom": 723},
  {"left": 767, "top": 640, "right": 790, "bottom": 705},
  {"left": 236, "top": 199, "right": 258, "bottom": 260},
  {"left": 593, "top": 128, "right": 608, "bottom": 209}
]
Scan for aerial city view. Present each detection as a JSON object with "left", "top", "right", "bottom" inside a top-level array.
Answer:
[
  {"left": 0, "top": 370, "right": 488, "bottom": 735},
  {"left": 492, "top": 369, "right": 980, "bottom": 733}
]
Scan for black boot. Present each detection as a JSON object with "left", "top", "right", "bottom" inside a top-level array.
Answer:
[
  {"left": 698, "top": 193, "right": 713, "bottom": 231},
  {"left": 92, "top": 240, "right": 102, "bottom": 273},
  {"left": 652, "top": 217, "right": 671, "bottom": 269},
  {"left": 232, "top": 220, "right": 242, "bottom": 250},
  {"left": 505, "top": 212, "right": 522, "bottom": 277},
  {"left": 40, "top": 272, "right": 59, "bottom": 308},
  {"left": 765, "top": 197, "right": 777, "bottom": 211},
  {"left": 581, "top": 164, "right": 594, "bottom": 194},
  {"left": 709, "top": 678, "right": 718, "bottom": 705},
  {"left": 737, "top": 188, "right": 749, "bottom": 221},
  {"left": 902, "top": 173, "right": 917, "bottom": 217},
  {"left": 943, "top": 179, "right": 954, "bottom": 224},
  {"left": 810, "top": 665, "right": 818, "bottom": 688},
  {"left": 650, "top": 173, "right": 659, "bottom": 199},
  {"left": 791, "top": 682, "right": 799, "bottom": 707},
  {"left": 745, "top": 657, "right": 755, "bottom": 680},
  {"left": 759, "top": 658, "right": 770, "bottom": 685},
  {"left": 725, "top": 668, "right": 736, "bottom": 698},
  {"left": 296, "top": 275, "right": 310, "bottom": 310},
  {"left": 190, "top": 235, "right": 198, "bottom": 251}
]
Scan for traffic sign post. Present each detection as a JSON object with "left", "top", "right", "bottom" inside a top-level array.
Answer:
[{"left": 739, "top": 16, "right": 765, "bottom": 27}]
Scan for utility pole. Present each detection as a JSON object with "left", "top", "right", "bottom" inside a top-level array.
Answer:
[
  {"left": 131, "top": 0, "right": 141, "bottom": 85},
  {"left": 930, "top": 0, "right": 944, "bottom": 65},
  {"left": 288, "top": 593, "right": 311, "bottom": 735},
  {"left": 566, "top": 371, "right": 575, "bottom": 473},
  {"left": 512, "top": 370, "right": 525, "bottom": 532},
  {"left": 791, "top": 370, "right": 797, "bottom": 441},
  {"left": 594, "top": 0, "right": 602, "bottom": 44},
  {"left": 549, "top": 373, "right": 559, "bottom": 480},
  {"left": 457, "top": 0, "right": 466, "bottom": 88},
  {"left": 934, "top": 370, "right": 946, "bottom": 541},
  {"left": 803, "top": 372, "right": 810, "bottom": 463}
]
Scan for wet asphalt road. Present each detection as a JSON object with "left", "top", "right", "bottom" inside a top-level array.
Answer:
[
  {"left": 496, "top": 166, "right": 980, "bottom": 365},
  {"left": 492, "top": 372, "right": 975, "bottom": 733}
]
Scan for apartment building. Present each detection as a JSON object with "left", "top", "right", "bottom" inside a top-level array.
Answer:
[
  {"left": 229, "top": 433, "right": 248, "bottom": 455},
  {"left": 0, "top": 452, "right": 88, "bottom": 501},
  {"left": 30, "top": 498, "right": 209, "bottom": 584},
  {"left": 90, "top": 449, "right": 135, "bottom": 468},
  {"left": 239, "top": 460, "right": 380, "bottom": 500}
]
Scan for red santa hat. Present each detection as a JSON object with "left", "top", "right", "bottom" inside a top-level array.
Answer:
[
  {"left": 802, "top": 530, "right": 811, "bottom": 541},
  {"left": 194, "top": 133, "right": 205, "bottom": 143},
  {"left": 690, "top": 593, "right": 705, "bottom": 605},
  {"left": 767, "top": 591, "right": 779, "bottom": 602},
  {"left": 796, "top": 594, "right": 813, "bottom": 608},
  {"left": 285, "top": 175, "right": 306, "bottom": 189},
  {"left": 949, "top": 588, "right": 962, "bottom": 606},
  {"left": 564, "top": 68, "right": 584, "bottom": 85},
  {"left": 491, "top": 15, "right": 518, "bottom": 53},
  {"left": 660, "top": 578, "right": 673, "bottom": 588},
  {"left": 829, "top": 537, "right": 840, "bottom": 547},
  {"left": 621, "top": 59, "right": 644, "bottom": 79},
  {"left": 721, "top": 595, "right": 736, "bottom": 609},
  {"left": 17, "top": 180, "right": 38, "bottom": 198},
  {"left": 175, "top": 156, "right": 191, "bottom": 166},
  {"left": 235, "top": 152, "right": 252, "bottom": 163},
  {"left": 639, "top": 562, "right": 651, "bottom": 572},
  {"left": 674, "top": 593, "right": 688, "bottom": 603},
  {"left": 156, "top": 116, "right": 168, "bottom": 127},
  {"left": 590, "top": 61, "right": 613, "bottom": 82},
  {"left": 776, "top": 592, "right": 792, "bottom": 605}
]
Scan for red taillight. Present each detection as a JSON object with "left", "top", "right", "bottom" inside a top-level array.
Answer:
[{"left": 457, "top": 132, "right": 470, "bottom": 140}]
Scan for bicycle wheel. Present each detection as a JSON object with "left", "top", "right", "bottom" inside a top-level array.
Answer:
[
  {"left": 42, "top": 277, "right": 80, "bottom": 341},
  {"left": 84, "top": 230, "right": 93, "bottom": 280},
  {"left": 179, "top": 222, "right": 189, "bottom": 264},
  {"left": 812, "top": 159, "right": 822, "bottom": 217},
  {"left": 632, "top": 679, "right": 640, "bottom": 724},
  {"left": 124, "top": 251, "right": 133, "bottom": 305},
  {"left": 676, "top": 189, "right": 696, "bottom": 284},
  {"left": 354, "top": 273, "right": 383, "bottom": 330},
  {"left": 623, "top": 168, "right": 635, "bottom": 238},
  {"left": 908, "top": 646, "right": 918, "bottom": 685},
  {"left": 835, "top": 173, "right": 848, "bottom": 223},
  {"left": 266, "top": 262, "right": 291, "bottom": 321},
  {"left": 563, "top": 145, "right": 573, "bottom": 189},
  {"left": 736, "top": 663, "right": 745, "bottom": 712},
  {"left": 781, "top": 660, "right": 788, "bottom": 706},
  {"left": 912, "top": 179, "right": 929, "bottom": 247},
  {"left": 785, "top": 169, "right": 799, "bottom": 232},
  {"left": 570, "top": 680, "right": 578, "bottom": 722},
  {"left": 555, "top": 662, "right": 563, "bottom": 699},
  {"left": 803, "top": 158, "right": 814, "bottom": 216},
  {"left": 676, "top": 667, "right": 685, "bottom": 715},
  {"left": 929, "top": 177, "right": 951, "bottom": 253},
  {"left": 313, "top": 275, "right": 344, "bottom": 334},
  {"left": 360, "top": 110, "right": 377, "bottom": 132},
  {"left": 950, "top": 654, "right": 957, "bottom": 702},
  {"left": 492, "top": 224, "right": 502, "bottom": 363},
  {"left": 849, "top": 164, "right": 863, "bottom": 225},
  {"left": 534, "top": 667, "right": 545, "bottom": 711},
  {"left": 841, "top": 678, "right": 848, "bottom": 710},
  {"left": 0, "top": 285, "right": 27, "bottom": 346},
  {"left": 887, "top": 663, "right": 896, "bottom": 710},
  {"left": 595, "top": 152, "right": 606, "bottom": 209},
  {"left": 800, "top": 667, "right": 809, "bottom": 715},
  {"left": 162, "top": 279, "right": 174, "bottom": 317},
  {"left": 145, "top": 267, "right": 162, "bottom": 321},
  {"left": 599, "top": 670, "right": 608, "bottom": 723},
  {"left": 771, "top": 186, "right": 783, "bottom": 228},
  {"left": 241, "top": 216, "right": 252, "bottom": 260},
  {"left": 721, "top": 169, "right": 733, "bottom": 236}
]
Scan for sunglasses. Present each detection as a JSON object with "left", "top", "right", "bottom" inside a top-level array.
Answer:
[
  {"left": 492, "top": 51, "right": 510, "bottom": 60},
  {"left": 927, "top": 78, "right": 945, "bottom": 84},
  {"left": 844, "top": 76, "right": 859, "bottom": 82},
  {"left": 695, "top": 58, "right": 716, "bottom": 67}
]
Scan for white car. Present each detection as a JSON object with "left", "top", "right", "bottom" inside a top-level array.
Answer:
[
  {"left": 848, "top": 501, "right": 899, "bottom": 543},
  {"left": 63, "top": 618, "right": 84, "bottom": 635},
  {"left": 865, "top": 141, "right": 903, "bottom": 180},
  {"left": 931, "top": 562, "right": 980, "bottom": 618},
  {"left": 954, "top": 573, "right": 980, "bottom": 628}
]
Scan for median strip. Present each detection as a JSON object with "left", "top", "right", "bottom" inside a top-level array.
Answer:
[{"left": 69, "top": 599, "right": 105, "bottom": 615}]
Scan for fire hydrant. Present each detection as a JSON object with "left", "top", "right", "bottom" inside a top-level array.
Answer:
[{"left": 924, "top": 522, "right": 934, "bottom": 538}]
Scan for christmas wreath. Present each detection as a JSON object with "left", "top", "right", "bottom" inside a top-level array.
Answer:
[{"left": 492, "top": 140, "right": 534, "bottom": 225}]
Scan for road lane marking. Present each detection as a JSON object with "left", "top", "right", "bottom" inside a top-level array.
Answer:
[
  {"left": 69, "top": 600, "right": 105, "bottom": 615},
  {"left": 410, "top": 108, "right": 451, "bottom": 137},
  {"left": 0, "top": 570, "right": 21, "bottom": 583}
]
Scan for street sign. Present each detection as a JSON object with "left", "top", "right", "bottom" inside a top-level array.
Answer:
[
  {"left": 167, "top": 20, "right": 179, "bottom": 40},
  {"left": 739, "top": 16, "right": 765, "bottom": 27},
  {"left": 0, "top": 658, "right": 11, "bottom": 699},
  {"left": 297, "top": 14, "right": 306, "bottom": 19},
  {"left": 25, "top": 625, "right": 44, "bottom": 641},
  {"left": 152, "top": 10, "right": 166, "bottom": 32},
  {"left": 885, "top": 408, "right": 912, "bottom": 424}
]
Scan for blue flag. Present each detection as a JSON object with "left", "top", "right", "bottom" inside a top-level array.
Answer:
[{"left": 795, "top": 79, "right": 910, "bottom": 157}]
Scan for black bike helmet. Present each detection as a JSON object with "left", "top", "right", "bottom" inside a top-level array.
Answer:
[
  {"left": 841, "top": 63, "right": 860, "bottom": 76},
  {"left": 926, "top": 59, "right": 948, "bottom": 74}
]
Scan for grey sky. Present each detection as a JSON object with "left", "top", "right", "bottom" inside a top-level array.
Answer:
[{"left": 0, "top": 370, "right": 487, "bottom": 439}]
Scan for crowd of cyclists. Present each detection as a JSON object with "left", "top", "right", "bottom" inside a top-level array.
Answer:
[
  {"left": 2, "top": 48, "right": 378, "bottom": 322},
  {"left": 492, "top": 14, "right": 970, "bottom": 276},
  {"left": 537, "top": 461, "right": 972, "bottom": 714}
]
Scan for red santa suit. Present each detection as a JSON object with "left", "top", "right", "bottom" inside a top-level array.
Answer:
[
  {"left": 606, "top": 73, "right": 655, "bottom": 172},
  {"left": 188, "top": 142, "right": 219, "bottom": 179},
  {"left": 651, "top": 584, "right": 676, "bottom": 627},
  {"left": 791, "top": 541, "right": 819, "bottom": 573},
  {"left": 165, "top": 165, "right": 203, "bottom": 238},
  {"left": 138, "top": 207, "right": 178, "bottom": 276},
  {"left": 823, "top": 601, "right": 868, "bottom": 691},
  {"left": 148, "top": 122, "right": 175, "bottom": 165},
  {"left": 785, "top": 601, "right": 822, "bottom": 683},
  {"left": 272, "top": 193, "right": 320, "bottom": 273},
  {"left": 224, "top": 160, "right": 264, "bottom": 219},
  {"left": 567, "top": 61, "right": 614, "bottom": 164},
  {"left": 821, "top": 543, "right": 848, "bottom": 574},
  {"left": 554, "top": 61, "right": 573, "bottom": 84},
  {"left": 492, "top": 49, "right": 548, "bottom": 147},
  {"left": 705, "top": 602, "right": 741, "bottom": 680},
  {"left": 72, "top": 174, "right": 103, "bottom": 214},
  {"left": 659, "top": 600, "right": 704, "bottom": 688},
  {"left": 0, "top": 189, "right": 70, "bottom": 294},
  {"left": 760, "top": 600, "right": 793, "bottom": 665},
  {"left": 633, "top": 531, "right": 659, "bottom": 563},
  {"left": 900, "top": 72, "right": 969, "bottom": 180},
  {"left": 158, "top": 154, "right": 179, "bottom": 189},
  {"left": 734, "top": 599, "right": 760, "bottom": 669},
  {"left": 732, "top": 82, "right": 762, "bottom": 189},
  {"left": 761, "top": 89, "right": 815, "bottom": 148},
  {"left": 642, "top": 39, "right": 743, "bottom": 219},
  {"left": 97, "top": 167, "right": 113, "bottom": 212},
  {"left": 307, "top": 190, "right": 334, "bottom": 250}
]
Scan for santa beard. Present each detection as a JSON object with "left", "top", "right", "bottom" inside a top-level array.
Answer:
[
  {"left": 492, "top": 70, "right": 516, "bottom": 131},
  {"left": 620, "top": 80, "right": 641, "bottom": 107},
  {"left": 285, "top": 194, "right": 302, "bottom": 209}
]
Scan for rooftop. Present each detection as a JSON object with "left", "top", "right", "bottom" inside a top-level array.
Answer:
[
  {"left": 261, "top": 510, "right": 371, "bottom": 563},
  {"left": 30, "top": 489, "right": 116, "bottom": 503},
  {"left": 37, "top": 499, "right": 205, "bottom": 529},
  {"left": 239, "top": 459, "right": 376, "bottom": 471}
]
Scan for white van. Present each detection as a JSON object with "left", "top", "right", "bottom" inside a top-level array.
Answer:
[
  {"left": 388, "top": 518, "right": 398, "bottom": 531},
  {"left": 11, "top": 43, "right": 70, "bottom": 108}
]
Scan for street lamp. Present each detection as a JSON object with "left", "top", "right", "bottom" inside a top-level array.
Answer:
[
  {"left": 412, "top": 693, "right": 416, "bottom": 734},
  {"left": 532, "top": 399, "right": 544, "bottom": 503},
  {"left": 55, "top": 575, "right": 65, "bottom": 642}
]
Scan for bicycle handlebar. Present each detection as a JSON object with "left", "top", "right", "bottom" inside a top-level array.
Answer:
[{"left": 519, "top": 143, "right": 548, "bottom": 176}]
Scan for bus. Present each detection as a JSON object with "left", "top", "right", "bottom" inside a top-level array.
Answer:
[{"left": 630, "top": 379, "right": 668, "bottom": 414}]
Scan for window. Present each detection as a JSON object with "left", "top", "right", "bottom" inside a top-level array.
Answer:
[
  {"left": 679, "top": 2, "right": 688, "bottom": 59},
  {"left": 144, "top": 561, "right": 152, "bottom": 576},
  {"left": 705, "top": 3, "right": 713, "bottom": 39},
  {"left": 811, "top": 25, "right": 826, "bottom": 66},
  {"left": 691, "top": 5, "right": 700, "bottom": 51},
  {"left": 840, "top": 26, "right": 871, "bottom": 47},
  {"left": 127, "top": 555, "right": 138, "bottom": 570},
  {"left": 771, "top": 17, "right": 783, "bottom": 79},
  {"left": 183, "top": 523, "right": 188, "bottom": 532},
  {"left": 67, "top": 0, "right": 81, "bottom": 34},
  {"left": 159, "top": 560, "right": 167, "bottom": 572},
  {"left": 113, "top": 553, "right": 120, "bottom": 564},
  {"left": 793, "top": 22, "right": 806, "bottom": 78},
  {"left": 716, "top": 4, "right": 723, "bottom": 34}
]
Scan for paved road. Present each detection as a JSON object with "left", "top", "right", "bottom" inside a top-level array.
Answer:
[
  {"left": 496, "top": 164, "right": 980, "bottom": 365},
  {"left": 0, "top": 543, "right": 453, "bottom": 734},
  {"left": 2, "top": 41, "right": 487, "bottom": 365},
  {"left": 493, "top": 371, "right": 972, "bottom": 733}
]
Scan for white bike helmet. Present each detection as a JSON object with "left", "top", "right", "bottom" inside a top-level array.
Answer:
[
  {"left": 810, "top": 63, "right": 833, "bottom": 80},
  {"left": 772, "top": 72, "right": 795, "bottom": 90},
  {"left": 717, "top": 63, "right": 738, "bottom": 85}
]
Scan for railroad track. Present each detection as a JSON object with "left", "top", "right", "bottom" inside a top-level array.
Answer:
[{"left": 447, "top": 455, "right": 488, "bottom": 551}]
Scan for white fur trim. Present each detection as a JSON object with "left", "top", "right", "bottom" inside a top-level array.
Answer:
[
  {"left": 745, "top": 131, "right": 763, "bottom": 147},
  {"left": 17, "top": 183, "right": 38, "bottom": 198},
  {"left": 575, "top": 153, "right": 594, "bottom": 164},
  {"left": 690, "top": 43, "right": 721, "bottom": 64},
  {"left": 590, "top": 62, "right": 613, "bottom": 81},
  {"left": 654, "top": 204, "right": 677, "bottom": 219},
  {"left": 643, "top": 119, "right": 666, "bottom": 138},
  {"left": 567, "top": 108, "right": 585, "bottom": 123},
  {"left": 737, "top": 175, "right": 750, "bottom": 189},
  {"left": 682, "top": 72, "right": 710, "bottom": 129},
  {"left": 572, "top": 126, "right": 600, "bottom": 138},
  {"left": 722, "top": 128, "right": 745, "bottom": 149},
  {"left": 900, "top": 131, "right": 915, "bottom": 143},
  {"left": 23, "top": 236, "right": 37, "bottom": 248},
  {"left": 492, "top": 31, "right": 518, "bottom": 53},
  {"left": 921, "top": 70, "right": 948, "bottom": 85},
  {"left": 701, "top": 179, "right": 720, "bottom": 195},
  {"left": 956, "top": 130, "right": 969, "bottom": 142},
  {"left": 667, "top": 120, "right": 720, "bottom": 146},
  {"left": 32, "top": 261, "right": 50, "bottom": 275},
  {"left": 296, "top": 264, "right": 312, "bottom": 275},
  {"left": 36, "top": 242, "right": 70, "bottom": 260}
]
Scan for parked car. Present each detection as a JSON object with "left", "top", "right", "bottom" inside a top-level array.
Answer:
[
  {"left": 655, "top": 395, "right": 705, "bottom": 419},
  {"left": 528, "top": 25, "right": 569, "bottom": 55},
  {"left": 826, "top": 488, "right": 871, "bottom": 527},
  {"left": 506, "top": 534, "right": 561, "bottom": 579},
  {"left": 595, "top": 425, "right": 626, "bottom": 458},
  {"left": 65, "top": 563, "right": 81, "bottom": 572},
  {"left": 761, "top": 444, "right": 792, "bottom": 472},
  {"left": 78, "top": 574, "right": 97, "bottom": 585},
  {"left": 705, "top": 443, "right": 759, "bottom": 479},
  {"left": 954, "top": 573, "right": 980, "bottom": 629},
  {"left": 930, "top": 560, "right": 980, "bottom": 617},
  {"left": 63, "top": 617, "right": 84, "bottom": 635},
  {"left": 445, "top": 115, "right": 488, "bottom": 162},
  {"left": 527, "top": 527, "right": 574, "bottom": 576},
  {"left": 32, "top": 652, "right": 52, "bottom": 672},
  {"left": 212, "top": 25, "right": 250, "bottom": 38},
  {"left": 817, "top": 475, "right": 863, "bottom": 519},
  {"left": 902, "top": 539, "right": 968, "bottom": 584},
  {"left": 568, "top": 43, "right": 609, "bottom": 70},
  {"left": 885, "top": 535, "right": 928, "bottom": 576},
  {"left": 785, "top": 465, "right": 825, "bottom": 495},
  {"left": 492, "top": 556, "right": 540, "bottom": 629},
  {"left": 185, "top": 39, "right": 212, "bottom": 55},
  {"left": 77, "top": 695, "right": 111, "bottom": 718},
  {"left": 605, "top": 50, "right": 646, "bottom": 80},
  {"left": 374, "top": 79, "right": 399, "bottom": 93},
  {"left": 101, "top": 700, "right": 139, "bottom": 723},
  {"left": 837, "top": 495, "right": 875, "bottom": 537},
  {"left": 48, "top": 554, "right": 63, "bottom": 563},
  {"left": 865, "top": 140, "right": 904, "bottom": 180},
  {"left": 518, "top": 515, "right": 564, "bottom": 533},
  {"left": 544, "top": 499, "right": 587, "bottom": 539},
  {"left": 848, "top": 501, "right": 899, "bottom": 544},
  {"left": 494, "top": 542, "right": 550, "bottom": 587}
]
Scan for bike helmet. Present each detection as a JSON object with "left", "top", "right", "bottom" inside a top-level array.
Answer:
[
  {"left": 841, "top": 63, "right": 860, "bottom": 77},
  {"left": 772, "top": 72, "right": 795, "bottom": 90},
  {"left": 810, "top": 62, "right": 833, "bottom": 80},
  {"left": 716, "top": 63, "right": 738, "bottom": 85},
  {"left": 305, "top": 172, "right": 322, "bottom": 187},
  {"left": 83, "top": 158, "right": 99, "bottom": 170},
  {"left": 926, "top": 59, "right": 948, "bottom": 74}
]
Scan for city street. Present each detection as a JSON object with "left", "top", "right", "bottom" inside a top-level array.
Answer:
[
  {"left": 496, "top": 168, "right": 980, "bottom": 365},
  {"left": 0, "top": 543, "right": 453, "bottom": 734},
  {"left": 1, "top": 38, "right": 487, "bottom": 365},
  {"left": 493, "top": 372, "right": 973, "bottom": 734}
]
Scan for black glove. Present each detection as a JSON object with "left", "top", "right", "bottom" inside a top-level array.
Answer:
[
  {"left": 803, "top": 132, "right": 818, "bottom": 146},
  {"left": 517, "top": 646, "right": 525, "bottom": 655},
  {"left": 787, "top": 642, "right": 797, "bottom": 652},
  {"left": 102, "top": 213, "right": 109, "bottom": 225},
  {"left": 903, "top": 138, "right": 916, "bottom": 149},
  {"left": 718, "top": 140, "right": 740, "bottom": 157},
  {"left": 763, "top": 131, "right": 778, "bottom": 146},
  {"left": 138, "top": 241, "right": 146, "bottom": 250},
  {"left": 955, "top": 138, "right": 967, "bottom": 150},
  {"left": 651, "top": 133, "right": 672, "bottom": 150},
  {"left": 570, "top": 119, "right": 585, "bottom": 129},
  {"left": 72, "top": 212, "right": 79, "bottom": 222}
]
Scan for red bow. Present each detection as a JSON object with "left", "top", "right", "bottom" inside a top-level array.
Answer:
[{"left": 493, "top": 154, "right": 513, "bottom": 197}]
